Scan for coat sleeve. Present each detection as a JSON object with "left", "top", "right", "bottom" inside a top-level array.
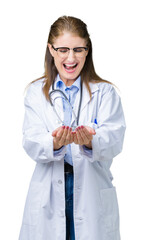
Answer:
[
  {"left": 22, "top": 82, "right": 66, "bottom": 163},
  {"left": 82, "top": 84, "right": 126, "bottom": 162}
]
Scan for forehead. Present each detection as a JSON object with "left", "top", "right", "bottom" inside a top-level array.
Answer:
[{"left": 53, "top": 32, "right": 86, "bottom": 47}]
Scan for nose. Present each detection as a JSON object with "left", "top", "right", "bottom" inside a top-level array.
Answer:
[{"left": 67, "top": 49, "right": 76, "bottom": 61}]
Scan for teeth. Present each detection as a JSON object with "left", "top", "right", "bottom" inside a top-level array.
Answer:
[{"left": 65, "top": 63, "right": 77, "bottom": 67}]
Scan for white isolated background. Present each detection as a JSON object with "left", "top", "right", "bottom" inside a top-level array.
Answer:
[{"left": 0, "top": 0, "right": 145, "bottom": 239}]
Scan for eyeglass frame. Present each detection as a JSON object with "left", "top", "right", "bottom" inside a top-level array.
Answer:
[{"left": 52, "top": 45, "right": 88, "bottom": 56}]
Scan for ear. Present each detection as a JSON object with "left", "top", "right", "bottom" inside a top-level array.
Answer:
[{"left": 48, "top": 43, "right": 54, "bottom": 57}]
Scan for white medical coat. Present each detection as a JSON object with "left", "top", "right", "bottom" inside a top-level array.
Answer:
[{"left": 19, "top": 79, "right": 126, "bottom": 240}]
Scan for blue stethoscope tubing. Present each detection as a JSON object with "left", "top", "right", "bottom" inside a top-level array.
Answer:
[{"left": 49, "top": 80, "right": 83, "bottom": 129}]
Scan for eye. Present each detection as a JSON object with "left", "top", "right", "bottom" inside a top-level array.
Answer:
[
  {"left": 58, "top": 48, "right": 69, "bottom": 53},
  {"left": 74, "top": 47, "right": 84, "bottom": 53}
]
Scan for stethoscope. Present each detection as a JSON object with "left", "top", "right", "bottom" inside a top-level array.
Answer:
[{"left": 49, "top": 80, "right": 83, "bottom": 130}]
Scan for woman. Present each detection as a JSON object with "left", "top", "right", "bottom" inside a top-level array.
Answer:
[{"left": 19, "top": 16, "right": 126, "bottom": 240}]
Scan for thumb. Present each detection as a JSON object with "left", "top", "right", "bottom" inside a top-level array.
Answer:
[
  {"left": 52, "top": 130, "right": 57, "bottom": 137},
  {"left": 52, "top": 128, "right": 59, "bottom": 137},
  {"left": 91, "top": 129, "right": 96, "bottom": 135},
  {"left": 85, "top": 126, "right": 96, "bottom": 135},
  {"left": 52, "top": 126, "right": 63, "bottom": 137}
]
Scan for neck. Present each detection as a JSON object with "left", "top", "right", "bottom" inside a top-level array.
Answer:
[
  {"left": 63, "top": 79, "right": 76, "bottom": 86},
  {"left": 59, "top": 75, "right": 77, "bottom": 86},
  {"left": 65, "top": 81, "right": 75, "bottom": 86}
]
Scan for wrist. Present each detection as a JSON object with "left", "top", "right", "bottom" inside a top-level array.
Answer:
[
  {"left": 53, "top": 139, "right": 63, "bottom": 150},
  {"left": 84, "top": 141, "right": 92, "bottom": 149},
  {"left": 54, "top": 146, "right": 64, "bottom": 151}
]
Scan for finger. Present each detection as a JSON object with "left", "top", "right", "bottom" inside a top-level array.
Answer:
[
  {"left": 59, "top": 126, "right": 70, "bottom": 145},
  {"left": 73, "top": 132, "right": 78, "bottom": 144},
  {"left": 64, "top": 127, "right": 72, "bottom": 144},
  {"left": 70, "top": 132, "right": 74, "bottom": 144},
  {"left": 69, "top": 129, "right": 75, "bottom": 144},
  {"left": 69, "top": 128, "right": 74, "bottom": 144},
  {"left": 55, "top": 126, "right": 65, "bottom": 141},
  {"left": 75, "top": 127, "right": 84, "bottom": 145},
  {"left": 82, "top": 127, "right": 95, "bottom": 140},
  {"left": 77, "top": 126, "right": 91, "bottom": 144},
  {"left": 53, "top": 126, "right": 66, "bottom": 149}
]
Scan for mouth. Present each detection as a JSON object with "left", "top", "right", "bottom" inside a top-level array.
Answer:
[{"left": 63, "top": 63, "right": 78, "bottom": 73}]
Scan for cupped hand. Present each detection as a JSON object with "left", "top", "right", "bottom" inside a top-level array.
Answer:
[
  {"left": 52, "top": 126, "right": 73, "bottom": 150},
  {"left": 73, "top": 126, "right": 96, "bottom": 148}
]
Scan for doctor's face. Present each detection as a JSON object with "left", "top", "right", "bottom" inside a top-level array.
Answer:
[{"left": 48, "top": 32, "right": 88, "bottom": 86}]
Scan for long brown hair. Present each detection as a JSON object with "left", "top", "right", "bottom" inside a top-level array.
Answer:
[{"left": 32, "top": 16, "right": 112, "bottom": 100}]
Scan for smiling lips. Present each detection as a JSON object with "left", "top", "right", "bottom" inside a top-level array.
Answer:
[{"left": 63, "top": 63, "right": 78, "bottom": 73}]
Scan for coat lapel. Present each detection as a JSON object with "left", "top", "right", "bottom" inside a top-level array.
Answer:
[{"left": 81, "top": 82, "right": 99, "bottom": 111}]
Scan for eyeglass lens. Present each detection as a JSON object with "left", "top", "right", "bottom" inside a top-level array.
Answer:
[{"left": 57, "top": 47, "right": 87, "bottom": 58}]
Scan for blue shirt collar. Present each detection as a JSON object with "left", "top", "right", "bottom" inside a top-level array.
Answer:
[{"left": 55, "top": 74, "right": 81, "bottom": 90}]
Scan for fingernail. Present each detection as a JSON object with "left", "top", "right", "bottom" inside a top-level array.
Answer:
[
  {"left": 66, "top": 126, "right": 69, "bottom": 129},
  {"left": 81, "top": 125, "right": 84, "bottom": 129},
  {"left": 62, "top": 126, "right": 65, "bottom": 129}
]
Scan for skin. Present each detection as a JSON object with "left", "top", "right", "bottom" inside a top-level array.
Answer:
[
  {"left": 48, "top": 32, "right": 96, "bottom": 150},
  {"left": 52, "top": 126, "right": 96, "bottom": 150},
  {"left": 48, "top": 32, "right": 88, "bottom": 86}
]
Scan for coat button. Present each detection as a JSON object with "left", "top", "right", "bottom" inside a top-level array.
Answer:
[{"left": 58, "top": 180, "right": 62, "bottom": 184}]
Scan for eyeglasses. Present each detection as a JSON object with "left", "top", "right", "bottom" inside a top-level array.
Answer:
[{"left": 52, "top": 45, "right": 88, "bottom": 58}]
